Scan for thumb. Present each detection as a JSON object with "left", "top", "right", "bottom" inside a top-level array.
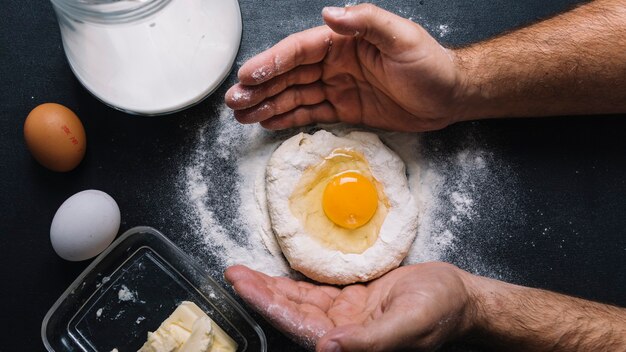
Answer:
[
  {"left": 322, "top": 4, "right": 424, "bottom": 56},
  {"left": 316, "top": 311, "right": 417, "bottom": 352}
]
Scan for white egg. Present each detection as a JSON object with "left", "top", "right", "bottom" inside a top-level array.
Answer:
[{"left": 50, "top": 190, "right": 121, "bottom": 261}]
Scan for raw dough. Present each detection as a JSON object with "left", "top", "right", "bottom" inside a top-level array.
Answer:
[{"left": 266, "top": 130, "right": 419, "bottom": 284}]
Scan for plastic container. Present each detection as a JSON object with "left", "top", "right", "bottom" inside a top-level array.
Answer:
[{"left": 42, "top": 226, "right": 267, "bottom": 351}]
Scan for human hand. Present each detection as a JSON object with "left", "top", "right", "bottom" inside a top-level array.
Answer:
[
  {"left": 225, "top": 262, "right": 476, "bottom": 351},
  {"left": 225, "top": 4, "right": 468, "bottom": 132}
]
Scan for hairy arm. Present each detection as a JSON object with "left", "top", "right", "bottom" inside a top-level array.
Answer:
[
  {"left": 226, "top": 263, "right": 625, "bottom": 352},
  {"left": 456, "top": 0, "right": 626, "bottom": 120},
  {"left": 465, "top": 274, "right": 626, "bottom": 351}
]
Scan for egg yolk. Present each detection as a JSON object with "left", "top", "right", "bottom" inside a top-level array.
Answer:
[
  {"left": 289, "top": 148, "right": 389, "bottom": 254},
  {"left": 323, "top": 172, "right": 378, "bottom": 229}
]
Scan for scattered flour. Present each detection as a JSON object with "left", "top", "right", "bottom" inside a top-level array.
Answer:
[
  {"left": 251, "top": 65, "right": 273, "bottom": 82},
  {"left": 96, "top": 275, "right": 110, "bottom": 288},
  {"left": 394, "top": 7, "right": 453, "bottom": 39},
  {"left": 183, "top": 107, "right": 292, "bottom": 278},
  {"left": 437, "top": 24, "right": 451, "bottom": 38},
  {"left": 118, "top": 285, "right": 136, "bottom": 302},
  {"left": 231, "top": 90, "right": 250, "bottom": 103},
  {"left": 182, "top": 105, "right": 517, "bottom": 282}
]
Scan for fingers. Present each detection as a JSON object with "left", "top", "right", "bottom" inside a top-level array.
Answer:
[
  {"left": 237, "top": 26, "right": 334, "bottom": 85},
  {"left": 225, "top": 266, "right": 336, "bottom": 344},
  {"left": 317, "top": 296, "right": 430, "bottom": 352},
  {"left": 226, "top": 64, "right": 323, "bottom": 110},
  {"left": 227, "top": 63, "right": 333, "bottom": 129},
  {"left": 233, "top": 82, "right": 327, "bottom": 124},
  {"left": 273, "top": 277, "right": 342, "bottom": 309},
  {"left": 225, "top": 265, "right": 340, "bottom": 310},
  {"left": 317, "top": 314, "right": 408, "bottom": 352},
  {"left": 260, "top": 102, "right": 339, "bottom": 130},
  {"left": 236, "top": 3, "right": 417, "bottom": 86},
  {"left": 230, "top": 79, "right": 341, "bottom": 130},
  {"left": 225, "top": 266, "right": 309, "bottom": 335},
  {"left": 224, "top": 265, "right": 275, "bottom": 308},
  {"left": 322, "top": 4, "right": 421, "bottom": 56}
]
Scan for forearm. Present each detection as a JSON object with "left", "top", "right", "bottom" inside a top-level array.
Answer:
[
  {"left": 454, "top": 0, "right": 626, "bottom": 120},
  {"left": 463, "top": 274, "right": 626, "bottom": 351}
]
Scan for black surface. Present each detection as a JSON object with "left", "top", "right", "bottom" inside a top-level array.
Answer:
[{"left": 1, "top": 0, "right": 625, "bottom": 351}]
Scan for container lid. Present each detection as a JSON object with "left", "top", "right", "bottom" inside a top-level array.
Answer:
[{"left": 42, "top": 226, "right": 267, "bottom": 351}]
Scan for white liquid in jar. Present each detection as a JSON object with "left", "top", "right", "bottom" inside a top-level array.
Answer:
[{"left": 57, "top": 0, "right": 242, "bottom": 115}]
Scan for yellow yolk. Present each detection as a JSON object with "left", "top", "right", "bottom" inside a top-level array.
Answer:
[
  {"left": 289, "top": 149, "right": 389, "bottom": 254},
  {"left": 323, "top": 171, "right": 378, "bottom": 229}
]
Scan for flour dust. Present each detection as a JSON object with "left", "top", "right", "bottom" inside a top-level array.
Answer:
[{"left": 180, "top": 106, "right": 519, "bottom": 282}]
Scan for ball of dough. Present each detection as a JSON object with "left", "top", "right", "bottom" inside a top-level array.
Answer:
[{"left": 266, "top": 130, "right": 419, "bottom": 285}]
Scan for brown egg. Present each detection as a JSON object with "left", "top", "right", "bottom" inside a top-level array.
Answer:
[{"left": 24, "top": 103, "right": 86, "bottom": 172}]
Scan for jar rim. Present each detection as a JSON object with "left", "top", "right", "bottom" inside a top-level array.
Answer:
[{"left": 50, "top": 0, "right": 171, "bottom": 23}]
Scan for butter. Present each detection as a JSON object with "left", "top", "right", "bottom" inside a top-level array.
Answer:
[{"left": 138, "top": 301, "right": 237, "bottom": 352}]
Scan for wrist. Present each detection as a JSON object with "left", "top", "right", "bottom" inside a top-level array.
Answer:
[
  {"left": 457, "top": 269, "right": 512, "bottom": 341},
  {"left": 457, "top": 270, "right": 626, "bottom": 351},
  {"left": 457, "top": 269, "right": 488, "bottom": 337},
  {"left": 450, "top": 47, "right": 501, "bottom": 123}
]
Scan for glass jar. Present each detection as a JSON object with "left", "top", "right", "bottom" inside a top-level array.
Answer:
[{"left": 50, "top": 0, "right": 242, "bottom": 115}]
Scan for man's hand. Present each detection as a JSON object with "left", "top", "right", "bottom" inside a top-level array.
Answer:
[
  {"left": 225, "top": 4, "right": 466, "bottom": 132},
  {"left": 227, "top": 1, "right": 626, "bottom": 132},
  {"left": 226, "top": 263, "right": 626, "bottom": 351},
  {"left": 225, "top": 262, "right": 475, "bottom": 351}
]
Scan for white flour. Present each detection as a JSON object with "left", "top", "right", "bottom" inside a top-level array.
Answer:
[
  {"left": 395, "top": 7, "right": 453, "bottom": 39},
  {"left": 184, "top": 110, "right": 292, "bottom": 278},
  {"left": 182, "top": 106, "right": 516, "bottom": 282},
  {"left": 118, "top": 285, "right": 136, "bottom": 302},
  {"left": 264, "top": 303, "right": 327, "bottom": 350},
  {"left": 55, "top": 0, "right": 241, "bottom": 114}
]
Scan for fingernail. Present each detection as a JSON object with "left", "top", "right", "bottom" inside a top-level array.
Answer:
[
  {"left": 323, "top": 6, "right": 346, "bottom": 18},
  {"left": 323, "top": 341, "right": 341, "bottom": 352}
]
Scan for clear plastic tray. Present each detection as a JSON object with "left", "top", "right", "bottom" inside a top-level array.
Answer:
[{"left": 42, "top": 226, "right": 267, "bottom": 351}]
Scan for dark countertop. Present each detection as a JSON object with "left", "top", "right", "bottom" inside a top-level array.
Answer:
[{"left": 1, "top": 0, "right": 624, "bottom": 351}]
